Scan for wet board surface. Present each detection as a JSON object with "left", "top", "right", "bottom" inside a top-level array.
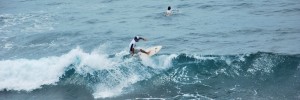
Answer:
[{"left": 139, "top": 46, "right": 162, "bottom": 58}]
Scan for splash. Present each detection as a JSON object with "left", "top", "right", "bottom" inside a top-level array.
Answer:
[{"left": 0, "top": 47, "right": 115, "bottom": 91}]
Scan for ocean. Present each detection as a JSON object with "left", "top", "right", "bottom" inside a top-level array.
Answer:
[{"left": 1, "top": 0, "right": 300, "bottom": 100}]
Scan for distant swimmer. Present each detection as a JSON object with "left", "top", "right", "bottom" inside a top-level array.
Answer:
[
  {"left": 165, "top": 6, "right": 172, "bottom": 16},
  {"left": 129, "top": 36, "right": 150, "bottom": 56}
]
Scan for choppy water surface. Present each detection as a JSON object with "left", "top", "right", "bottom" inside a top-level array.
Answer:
[{"left": 1, "top": 0, "right": 300, "bottom": 99}]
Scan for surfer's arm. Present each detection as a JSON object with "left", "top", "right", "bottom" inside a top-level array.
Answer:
[{"left": 139, "top": 37, "right": 147, "bottom": 41}]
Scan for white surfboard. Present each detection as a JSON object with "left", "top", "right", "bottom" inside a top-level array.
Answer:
[{"left": 139, "top": 46, "right": 162, "bottom": 58}]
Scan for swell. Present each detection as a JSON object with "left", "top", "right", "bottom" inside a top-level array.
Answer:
[
  {"left": 1, "top": 51, "right": 299, "bottom": 99},
  {"left": 113, "top": 52, "right": 300, "bottom": 99},
  {"left": 172, "top": 52, "right": 300, "bottom": 76}
]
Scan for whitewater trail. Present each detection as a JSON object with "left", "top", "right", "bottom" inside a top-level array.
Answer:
[{"left": 0, "top": 46, "right": 177, "bottom": 98}]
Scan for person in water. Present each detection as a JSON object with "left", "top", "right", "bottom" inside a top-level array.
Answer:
[
  {"left": 165, "top": 6, "right": 172, "bottom": 16},
  {"left": 129, "top": 36, "right": 150, "bottom": 56}
]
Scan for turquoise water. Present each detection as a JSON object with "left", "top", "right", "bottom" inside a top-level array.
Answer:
[{"left": 0, "top": 0, "right": 300, "bottom": 99}]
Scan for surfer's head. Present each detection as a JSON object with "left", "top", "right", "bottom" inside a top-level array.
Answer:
[
  {"left": 168, "top": 6, "right": 171, "bottom": 10},
  {"left": 134, "top": 36, "right": 140, "bottom": 42}
]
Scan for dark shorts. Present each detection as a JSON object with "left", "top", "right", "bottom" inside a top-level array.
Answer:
[{"left": 130, "top": 49, "right": 140, "bottom": 54}]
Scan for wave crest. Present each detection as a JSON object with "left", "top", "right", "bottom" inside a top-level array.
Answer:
[{"left": 1, "top": 50, "right": 299, "bottom": 99}]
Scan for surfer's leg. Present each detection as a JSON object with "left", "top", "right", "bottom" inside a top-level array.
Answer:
[
  {"left": 133, "top": 49, "right": 140, "bottom": 54},
  {"left": 140, "top": 49, "right": 150, "bottom": 55}
]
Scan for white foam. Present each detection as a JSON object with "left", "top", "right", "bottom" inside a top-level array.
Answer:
[
  {"left": 0, "top": 53, "right": 72, "bottom": 91},
  {"left": 0, "top": 47, "right": 116, "bottom": 91},
  {"left": 74, "top": 48, "right": 117, "bottom": 74},
  {"left": 177, "top": 93, "right": 213, "bottom": 100},
  {"left": 140, "top": 54, "right": 178, "bottom": 69},
  {"left": 92, "top": 54, "right": 178, "bottom": 99},
  {"left": 247, "top": 54, "right": 275, "bottom": 74},
  {"left": 4, "top": 43, "right": 13, "bottom": 49},
  {"left": 0, "top": 46, "right": 179, "bottom": 99},
  {"left": 0, "top": 12, "right": 55, "bottom": 34},
  {"left": 191, "top": 54, "right": 216, "bottom": 60},
  {"left": 158, "top": 54, "right": 178, "bottom": 69},
  {"left": 93, "top": 74, "right": 139, "bottom": 98}
]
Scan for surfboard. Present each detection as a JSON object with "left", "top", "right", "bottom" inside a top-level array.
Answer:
[{"left": 139, "top": 46, "right": 162, "bottom": 58}]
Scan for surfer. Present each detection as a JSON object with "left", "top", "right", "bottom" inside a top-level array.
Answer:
[
  {"left": 129, "top": 36, "right": 150, "bottom": 56},
  {"left": 165, "top": 6, "right": 172, "bottom": 16}
]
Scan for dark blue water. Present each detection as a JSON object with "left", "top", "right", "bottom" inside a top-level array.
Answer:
[{"left": 1, "top": 0, "right": 300, "bottom": 99}]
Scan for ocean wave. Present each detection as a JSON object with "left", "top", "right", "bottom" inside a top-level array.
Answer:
[
  {"left": 0, "top": 47, "right": 117, "bottom": 91},
  {"left": 172, "top": 52, "right": 300, "bottom": 78},
  {"left": 0, "top": 46, "right": 176, "bottom": 98},
  {"left": 116, "top": 52, "right": 300, "bottom": 99},
  {"left": 1, "top": 49, "right": 299, "bottom": 99}
]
